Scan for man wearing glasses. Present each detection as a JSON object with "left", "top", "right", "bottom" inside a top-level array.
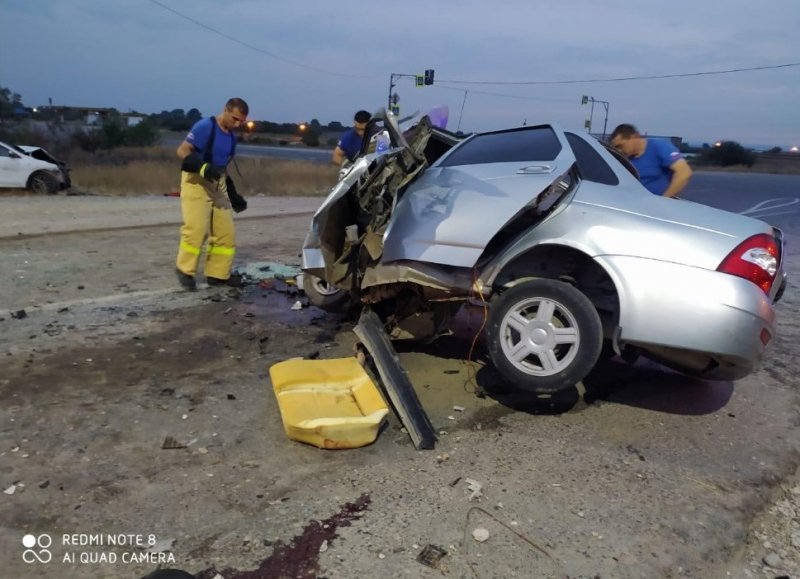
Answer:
[
  {"left": 610, "top": 123, "right": 693, "bottom": 198},
  {"left": 332, "top": 109, "right": 371, "bottom": 166},
  {"left": 175, "top": 97, "right": 250, "bottom": 290}
]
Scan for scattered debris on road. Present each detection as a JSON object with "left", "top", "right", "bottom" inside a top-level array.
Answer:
[
  {"left": 465, "top": 478, "right": 483, "bottom": 501},
  {"left": 161, "top": 437, "right": 187, "bottom": 450},
  {"left": 416, "top": 544, "right": 448, "bottom": 570}
]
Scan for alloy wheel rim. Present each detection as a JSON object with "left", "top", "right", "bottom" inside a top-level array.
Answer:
[{"left": 499, "top": 296, "right": 580, "bottom": 376}]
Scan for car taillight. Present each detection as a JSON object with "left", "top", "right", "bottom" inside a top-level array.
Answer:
[{"left": 716, "top": 233, "right": 779, "bottom": 294}]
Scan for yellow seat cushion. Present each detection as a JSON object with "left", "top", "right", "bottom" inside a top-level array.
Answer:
[{"left": 269, "top": 358, "right": 389, "bottom": 449}]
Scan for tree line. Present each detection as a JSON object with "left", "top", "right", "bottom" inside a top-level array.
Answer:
[
  {"left": 0, "top": 86, "right": 780, "bottom": 163},
  {"left": 0, "top": 86, "right": 348, "bottom": 150}
]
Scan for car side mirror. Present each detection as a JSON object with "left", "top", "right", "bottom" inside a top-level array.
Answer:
[{"left": 8, "top": 152, "right": 21, "bottom": 159}]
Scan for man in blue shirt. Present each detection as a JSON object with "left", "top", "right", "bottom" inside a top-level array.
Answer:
[
  {"left": 175, "top": 97, "right": 249, "bottom": 290},
  {"left": 610, "top": 123, "right": 692, "bottom": 198},
  {"left": 332, "top": 110, "right": 371, "bottom": 166}
]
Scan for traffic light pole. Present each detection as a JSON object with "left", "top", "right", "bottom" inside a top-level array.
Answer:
[{"left": 387, "top": 70, "right": 435, "bottom": 115}]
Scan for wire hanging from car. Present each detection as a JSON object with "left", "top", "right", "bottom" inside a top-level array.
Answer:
[{"left": 463, "top": 265, "right": 490, "bottom": 396}]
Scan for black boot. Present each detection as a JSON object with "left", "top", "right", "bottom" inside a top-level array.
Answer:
[
  {"left": 207, "top": 272, "right": 246, "bottom": 288},
  {"left": 175, "top": 268, "right": 197, "bottom": 291}
]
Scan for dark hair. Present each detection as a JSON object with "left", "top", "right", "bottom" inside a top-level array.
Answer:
[
  {"left": 610, "top": 123, "right": 638, "bottom": 140},
  {"left": 226, "top": 98, "right": 249, "bottom": 115},
  {"left": 354, "top": 110, "right": 371, "bottom": 123}
]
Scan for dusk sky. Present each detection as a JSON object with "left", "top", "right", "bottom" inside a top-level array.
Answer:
[{"left": 2, "top": 0, "right": 798, "bottom": 148}]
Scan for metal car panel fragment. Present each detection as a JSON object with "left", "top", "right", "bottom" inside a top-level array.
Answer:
[{"left": 354, "top": 310, "right": 437, "bottom": 450}]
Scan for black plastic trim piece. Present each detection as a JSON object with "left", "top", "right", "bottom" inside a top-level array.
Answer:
[{"left": 354, "top": 310, "right": 437, "bottom": 450}]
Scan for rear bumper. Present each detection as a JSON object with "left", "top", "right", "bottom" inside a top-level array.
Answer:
[{"left": 597, "top": 256, "right": 778, "bottom": 379}]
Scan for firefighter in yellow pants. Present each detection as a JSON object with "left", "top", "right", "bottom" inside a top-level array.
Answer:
[
  {"left": 176, "top": 171, "right": 237, "bottom": 283},
  {"left": 175, "top": 98, "right": 249, "bottom": 290}
]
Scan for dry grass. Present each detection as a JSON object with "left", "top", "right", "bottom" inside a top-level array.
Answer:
[{"left": 68, "top": 146, "right": 339, "bottom": 196}]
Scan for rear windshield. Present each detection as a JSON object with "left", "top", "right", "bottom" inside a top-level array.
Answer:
[
  {"left": 439, "top": 126, "right": 561, "bottom": 167},
  {"left": 565, "top": 132, "right": 619, "bottom": 185}
]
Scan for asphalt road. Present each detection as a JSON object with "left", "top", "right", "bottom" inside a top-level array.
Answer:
[
  {"left": 683, "top": 171, "right": 800, "bottom": 232},
  {"left": 236, "top": 143, "right": 332, "bottom": 162},
  {"left": 161, "top": 137, "right": 333, "bottom": 163}
]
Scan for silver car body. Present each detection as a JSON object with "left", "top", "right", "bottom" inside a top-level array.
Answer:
[{"left": 303, "top": 112, "right": 786, "bottom": 381}]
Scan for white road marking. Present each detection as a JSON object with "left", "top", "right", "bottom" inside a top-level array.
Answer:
[
  {"left": 740, "top": 197, "right": 799, "bottom": 216},
  {"left": 741, "top": 209, "right": 800, "bottom": 220}
]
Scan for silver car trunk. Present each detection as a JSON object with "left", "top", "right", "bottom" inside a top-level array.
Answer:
[{"left": 570, "top": 183, "right": 776, "bottom": 269}]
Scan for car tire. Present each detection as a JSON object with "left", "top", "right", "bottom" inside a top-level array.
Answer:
[
  {"left": 302, "top": 274, "right": 349, "bottom": 312},
  {"left": 486, "top": 279, "right": 603, "bottom": 394},
  {"left": 28, "top": 171, "right": 59, "bottom": 194}
]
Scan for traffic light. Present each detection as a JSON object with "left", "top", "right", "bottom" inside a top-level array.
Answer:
[
  {"left": 424, "top": 69, "right": 435, "bottom": 85},
  {"left": 581, "top": 95, "right": 589, "bottom": 105},
  {"left": 416, "top": 75, "right": 424, "bottom": 87}
]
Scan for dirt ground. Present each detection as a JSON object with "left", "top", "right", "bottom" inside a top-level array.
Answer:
[{"left": 0, "top": 194, "right": 798, "bottom": 579}]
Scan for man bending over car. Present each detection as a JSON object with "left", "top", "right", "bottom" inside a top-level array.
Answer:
[{"left": 610, "top": 123, "right": 692, "bottom": 198}]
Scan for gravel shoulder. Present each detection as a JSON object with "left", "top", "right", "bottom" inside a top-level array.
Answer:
[{"left": 0, "top": 194, "right": 797, "bottom": 579}]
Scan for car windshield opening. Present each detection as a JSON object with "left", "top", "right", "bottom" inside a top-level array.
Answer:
[{"left": 439, "top": 126, "right": 562, "bottom": 167}]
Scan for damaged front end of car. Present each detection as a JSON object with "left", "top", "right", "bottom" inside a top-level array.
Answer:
[{"left": 302, "top": 108, "right": 467, "bottom": 336}]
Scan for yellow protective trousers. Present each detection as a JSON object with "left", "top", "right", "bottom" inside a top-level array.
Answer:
[{"left": 175, "top": 172, "right": 236, "bottom": 279}]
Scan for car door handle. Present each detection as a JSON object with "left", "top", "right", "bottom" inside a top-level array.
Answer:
[{"left": 516, "top": 165, "right": 554, "bottom": 174}]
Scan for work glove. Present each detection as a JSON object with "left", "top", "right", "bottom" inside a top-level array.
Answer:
[
  {"left": 226, "top": 176, "right": 248, "bottom": 213},
  {"left": 181, "top": 152, "right": 223, "bottom": 182},
  {"left": 199, "top": 163, "right": 223, "bottom": 182}
]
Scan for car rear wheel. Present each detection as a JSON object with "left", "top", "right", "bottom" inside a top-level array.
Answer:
[
  {"left": 28, "top": 171, "right": 59, "bottom": 194},
  {"left": 302, "top": 274, "right": 349, "bottom": 312},
  {"left": 486, "top": 279, "right": 603, "bottom": 394}
]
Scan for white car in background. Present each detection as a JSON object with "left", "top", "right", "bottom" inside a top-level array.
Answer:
[{"left": 0, "top": 140, "right": 68, "bottom": 193}]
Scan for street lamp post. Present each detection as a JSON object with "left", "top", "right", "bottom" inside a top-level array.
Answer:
[
  {"left": 581, "top": 95, "right": 611, "bottom": 139},
  {"left": 388, "top": 73, "right": 416, "bottom": 111}
]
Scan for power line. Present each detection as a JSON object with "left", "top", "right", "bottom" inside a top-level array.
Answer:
[
  {"left": 434, "top": 84, "right": 574, "bottom": 103},
  {"left": 142, "top": 4, "right": 799, "bottom": 89},
  {"left": 146, "top": 0, "right": 377, "bottom": 79},
  {"left": 439, "top": 62, "right": 800, "bottom": 86}
]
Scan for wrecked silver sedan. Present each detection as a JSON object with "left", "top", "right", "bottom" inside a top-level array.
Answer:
[{"left": 302, "top": 109, "right": 787, "bottom": 394}]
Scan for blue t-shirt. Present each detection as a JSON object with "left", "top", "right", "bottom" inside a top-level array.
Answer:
[
  {"left": 337, "top": 128, "right": 364, "bottom": 162},
  {"left": 186, "top": 117, "right": 236, "bottom": 167},
  {"left": 630, "top": 139, "right": 684, "bottom": 196}
]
